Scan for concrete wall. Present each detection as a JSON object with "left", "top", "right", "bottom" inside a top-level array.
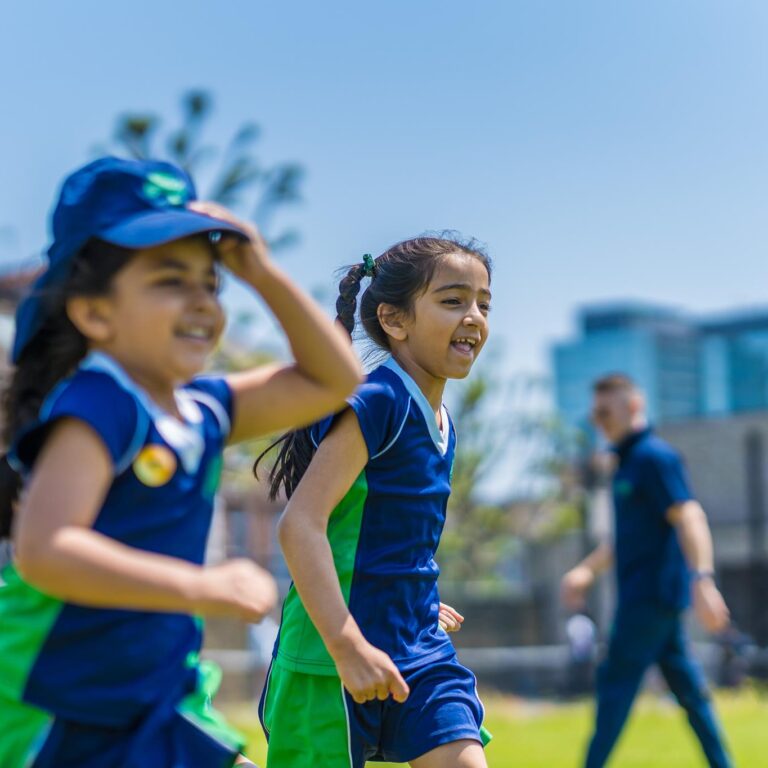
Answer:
[
  {"left": 657, "top": 415, "right": 768, "bottom": 642},
  {"left": 660, "top": 413, "right": 768, "bottom": 562}
]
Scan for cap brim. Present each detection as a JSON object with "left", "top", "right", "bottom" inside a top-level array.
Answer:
[{"left": 97, "top": 209, "right": 248, "bottom": 249}]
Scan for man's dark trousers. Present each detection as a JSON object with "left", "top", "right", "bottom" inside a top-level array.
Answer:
[{"left": 585, "top": 603, "right": 732, "bottom": 768}]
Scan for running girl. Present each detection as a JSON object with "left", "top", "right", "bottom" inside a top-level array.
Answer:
[
  {"left": 0, "top": 156, "right": 361, "bottom": 768},
  {"left": 257, "top": 237, "right": 493, "bottom": 767}
]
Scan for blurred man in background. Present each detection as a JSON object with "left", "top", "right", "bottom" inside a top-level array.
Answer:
[{"left": 561, "top": 374, "right": 733, "bottom": 768}]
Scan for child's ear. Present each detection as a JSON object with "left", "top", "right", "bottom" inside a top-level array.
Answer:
[
  {"left": 377, "top": 303, "right": 408, "bottom": 342},
  {"left": 65, "top": 296, "right": 114, "bottom": 343}
]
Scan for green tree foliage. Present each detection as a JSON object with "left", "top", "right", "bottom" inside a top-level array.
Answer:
[
  {"left": 438, "top": 366, "right": 531, "bottom": 585},
  {"left": 438, "top": 364, "right": 589, "bottom": 586},
  {"left": 439, "top": 373, "right": 508, "bottom": 583},
  {"left": 104, "top": 89, "right": 303, "bottom": 251}
]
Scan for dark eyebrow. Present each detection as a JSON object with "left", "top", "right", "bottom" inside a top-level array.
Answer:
[
  {"left": 147, "top": 258, "right": 216, "bottom": 277},
  {"left": 432, "top": 282, "right": 492, "bottom": 298},
  {"left": 147, "top": 258, "right": 189, "bottom": 272}
]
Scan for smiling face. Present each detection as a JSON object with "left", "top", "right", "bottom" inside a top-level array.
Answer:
[
  {"left": 68, "top": 237, "right": 224, "bottom": 402},
  {"left": 381, "top": 251, "right": 491, "bottom": 384}
]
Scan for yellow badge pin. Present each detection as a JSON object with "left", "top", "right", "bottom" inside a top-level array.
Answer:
[{"left": 133, "top": 445, "right": 177, "bottom": 487}]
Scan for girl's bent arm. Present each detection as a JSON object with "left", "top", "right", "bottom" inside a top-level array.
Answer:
[
  {"left": 226, "top": 261, "right": 361, "bottom": 443},
  {"left": 15, "top": 419, "right": 275, "bottom": 620},
  {"left": 277, "top": 409, "right": 369, "bottom": 651},
  {"left": 277, "top": 409, "right": 408, "bottom": 702}
]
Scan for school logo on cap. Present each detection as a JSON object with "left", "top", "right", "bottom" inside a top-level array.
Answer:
[
  {"left": 133, "top": 444, "right": 177, "bottom": 487},
  {"left": 142, "top": 171, "right": 190, "bottom": 208}
]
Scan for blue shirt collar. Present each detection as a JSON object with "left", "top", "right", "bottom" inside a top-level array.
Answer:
[{"left": 613, "top": 425, "right": 653, "bottom": 461}]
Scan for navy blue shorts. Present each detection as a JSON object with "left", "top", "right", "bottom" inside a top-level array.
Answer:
[
  {"left": 351, "top": 654, "right": 489, "bottom": 764},
  {"left": 18, "top": 663, "right": 244, "bottom": 768},
  {"left": 28, "top": 711, "right": 240, "bottom": 768}
]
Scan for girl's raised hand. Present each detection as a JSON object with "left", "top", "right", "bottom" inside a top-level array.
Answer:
[
  {"left": 187, "top": 201, "right": 271, "bottom": 287},
  {"left": 438, "top": 602, "right": 464, "bottom": 632},
  {"left": 194, "top": 558, "right": 278, "bottom": 623}
]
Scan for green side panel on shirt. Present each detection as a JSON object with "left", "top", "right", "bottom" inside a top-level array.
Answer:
[
  {"left": 176, "top": 659, "right": 245, "bottom": 754},
  {"left": 0, "top": 563, "right": 64, "bottom": 700},
  {"left": 0, "top": 563, "right": 63, "bottom": 767},
  {"left": 275, "top": 471, "right": 367, "bottom": 675},
  {"left": 0, "top": 694, "right": 52, "bottom": 768}
]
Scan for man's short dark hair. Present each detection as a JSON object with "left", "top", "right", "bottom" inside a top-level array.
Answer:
[{"left": 592, "top": 373, "right": 638, "bottom": 395}]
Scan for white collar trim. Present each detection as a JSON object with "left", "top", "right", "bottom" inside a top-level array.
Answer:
[
  {"left": 382, "top": 357, "right": 449, "bottom": 455},
  {"left": 80, "top": 351, "right": 205, "bottom": 473}
]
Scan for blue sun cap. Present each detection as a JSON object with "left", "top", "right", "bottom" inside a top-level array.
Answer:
[{"left": 12, "top": 156, "right": 248, "bottom": 363}]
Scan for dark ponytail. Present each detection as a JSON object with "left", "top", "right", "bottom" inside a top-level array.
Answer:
[
  {"left": 254, "top": 233, "right": 492, "bottom": 501},
  {"left": 335, "top": 263, "right": 366, "bottom": 338},
  {"left": 0, "top": 240, "right": 134, "bottom": 538}
]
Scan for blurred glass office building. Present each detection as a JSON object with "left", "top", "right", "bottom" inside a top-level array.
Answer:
[
  {"left": 700, "top": 311, "right": 768, "bottom": 416},
  {"left": 553, "top": 303, "right": 700, "bottom": 430},
  {"left": 553, "top": 302, "right": 768, "bottom": 429}
]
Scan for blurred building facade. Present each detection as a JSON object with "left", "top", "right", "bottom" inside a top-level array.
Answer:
[
  {"left": 553, "top": 303, "right": 700, "bottom": 430},
  {"left": 553, "top": 302, "right": 768, "bottom": 429},
  {"left": 700, "top": 311, "right": 768, "bottom": 416},
  {"left": 659, "top": 415, "right": 768, "bottom": 646}
]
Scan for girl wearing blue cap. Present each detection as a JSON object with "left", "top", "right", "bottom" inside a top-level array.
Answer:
[
  {"left": 256, "top": 239, "right": 493, "bottom": 767},
  {"left": 0, "top": 156, "right": 362, "bottom": 768}
]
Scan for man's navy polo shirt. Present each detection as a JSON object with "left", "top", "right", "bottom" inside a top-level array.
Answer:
[{"left": 612, "top": 427, "right": 693, "bottom": 611}]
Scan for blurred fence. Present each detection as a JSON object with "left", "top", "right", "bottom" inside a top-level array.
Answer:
[{"left": 202, "top": 638, "right": 768, "bottom": 704}]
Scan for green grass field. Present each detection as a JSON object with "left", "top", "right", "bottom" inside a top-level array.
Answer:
[{"left": 226, "top": 688, "right": 766, "bottom": 766}]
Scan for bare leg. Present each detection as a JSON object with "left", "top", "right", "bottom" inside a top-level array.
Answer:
[{"left": 409, "top": 739, "right": 487, "bottom": 768}]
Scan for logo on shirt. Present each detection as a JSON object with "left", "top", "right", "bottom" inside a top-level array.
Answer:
[
  {"left": 133, "top": 445, "right": 177, "bottom": 487},
  {"left": 614, "top": 479, "right": 634, "bottom": 497},
  {"left": 202, "top": 455, "right": 223, "bottom": 500}
]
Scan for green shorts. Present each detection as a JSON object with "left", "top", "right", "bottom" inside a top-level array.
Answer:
[{"left": 259, "top": 663, "right": 354, "bottom": 767}]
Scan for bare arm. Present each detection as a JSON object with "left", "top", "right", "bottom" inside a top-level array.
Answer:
[
  {"left": 560, "top": 541, "right": 613, "bottom": 611},
  {"left": 580, "top": 541, "right": 614, "bottom": 577},
  {"left": 188, "top": 202, "right": 362, "bottom": 444},
  {"left": 666, "top": 500, "right": 714, "bottom": 572},
  {"left": 225, "top": 262, "right": 362, "bottom": 442},
  {"left": 667, "top": 500, "right": 729, "bottom": 632},
  {"left": 277, "top": 409, "right": 409, "bottom": 703},
  {"left": 15, "top": 420, "right": 276, "bottom": 621}
]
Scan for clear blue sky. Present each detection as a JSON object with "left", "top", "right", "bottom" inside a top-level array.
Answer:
[{"left": 3, "top": 0, "right": 768, "bottom": 382}]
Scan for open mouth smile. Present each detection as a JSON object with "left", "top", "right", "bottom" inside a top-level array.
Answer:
[
  {"left": 450, "top": 336, "right": 480, "bottom": 356},
  {"left": 175, "top": 324, "right": 215, "bottom": 342}
]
